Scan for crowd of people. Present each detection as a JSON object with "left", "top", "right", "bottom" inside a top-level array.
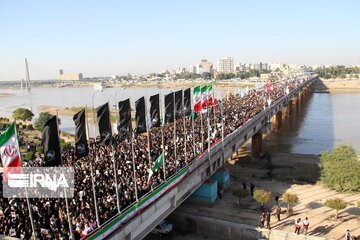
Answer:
[{"left": 0, "top": 77, "right": 307, "bottom": 239}]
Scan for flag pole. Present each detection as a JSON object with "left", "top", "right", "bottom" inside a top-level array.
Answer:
[
  {"left": 108, "top": 101, "right": 121, "bottom": 213},
  {"left": 200, "top": 87, "right": 204, "bottom": 153},
  {"left": 220, "top": 93, "right": 225, "bottom": 165},
  {"left": 130, "top": 103, "right": 139, "bottom": 202},
  {"left": 85, "top": 105, "right": 102, "bottom": 226},
  {"left": 182, "top": 91, "right": 187, "bottom": 164},
  {"left": 13, "top": 122, "right": 37, "bottom": 240},
  {"left": 55, "top": 113, "right": 73, "bottom": 240},
  {"left": 145, "top": 99, "right": 152, "bottom": 174},
  {"left": 173, "top": 92, "right": 177, "bottom": 173},
  {"left": 191, "top": 89, "right": 196, "bottom": 156},
  {"left": 160, "top": 94, "right": 166, "bottom": 180}
]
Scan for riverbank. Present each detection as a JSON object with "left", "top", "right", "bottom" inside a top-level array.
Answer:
[
  {"left": 313, "top": 78, "right": 360, "bottom": 93},
  {"left": 0, "top": 93, "right": 14, "bottom": 98},
  {"left": 172, "top": 150, "right": 360, "bottom": 240}
]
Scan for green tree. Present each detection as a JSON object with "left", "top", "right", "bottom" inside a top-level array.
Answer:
[
  {"left": 12, "top": 108, "right": 34, "bottom": 121},
  {"left": 357, "top": 201, "right": 360, "bottom": 208},
  {"left": 283, "top": 193, "right": 299, "bottom": 215},
  {"left": 320, "top": 145, "right": 360, "bottom": 192},
  {"left": 325, "top": 198, "right": 347, "bottom": 220},
  {"left": 202, "top": 72, "right": 212, "bottom": 79},
  {"left": 35, "top": 112, "right": 54, "bottom": 131},
  {"left": 233, "top": 188, "right": 249, "bottom": 207},
  {"left": 253, "top": 189, "right": 272, "bottom": 207}
]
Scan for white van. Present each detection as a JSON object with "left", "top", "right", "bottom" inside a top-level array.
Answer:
[{"left": 151, "top": 220, "right": 173, "bottom": 236}]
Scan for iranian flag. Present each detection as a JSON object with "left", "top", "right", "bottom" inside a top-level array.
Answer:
[
  {"left": 0, "top": 122, "right": 22, "bottom": 180},
  {"left": 201, "top": 85, "right": 213, "bottom": 108},
  {"left": 193, "top": 86, "right": 202, "bottom": 113}
]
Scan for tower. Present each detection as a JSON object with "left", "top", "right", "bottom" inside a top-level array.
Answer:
[{"left": 25, "top": 58, "right": 31, "bottom": 92}]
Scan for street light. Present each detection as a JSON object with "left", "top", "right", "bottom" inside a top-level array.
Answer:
[
  {"left": 114, "top": 89, "right": 122, "bottom": 131},
  {"left": 92, "top": 89, "right": 103, "bottom": 140}
]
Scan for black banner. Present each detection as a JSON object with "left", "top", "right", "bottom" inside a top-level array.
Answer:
[
  {"left": 118, "top": 98, "right": 132, "bottom": 134},
  {"left": 73, "top": 109, "right": 89, "bottom": 159},
  {"left": 175, "top": 90, "right": 183, "bottom": 119},
  {"left": 135, "top": 97, "right": 147, "bottom": 133},
  {"left": 96, "top": 103, "right": 112, "bottom": 145},
  {"left": 164, "top": 92, "right": 174, "bottom": 123},
  {"left": 149, "top": 94, "right": 160, "bottom": 128},
  {"left": 184, "top": 88, "right": 191, "bottom": 116},
  {"left": 41, "top": 116, "right": 62, "bottom": 166}
]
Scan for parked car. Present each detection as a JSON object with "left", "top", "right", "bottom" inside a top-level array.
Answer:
[{"left": 151, "top": 220, "right": 173, "bottom": 236}]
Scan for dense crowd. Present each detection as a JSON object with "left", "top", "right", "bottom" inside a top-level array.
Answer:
[{"left": 0, "top": 77, "right": 307, "bottom": 239}]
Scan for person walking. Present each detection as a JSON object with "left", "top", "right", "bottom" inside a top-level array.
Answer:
[
  {"left": 266, "top": 211, "right": 271, "bottom": 229},
  {"left": 250, "top": 182, "right": 255, "bottom": 196},
  {"left": 242, "top": 181, "right": 247, "bottom": 190},
  {"left": 345, "top": 230, "right": 351, "bottom": 240},
  {"left": 294, "top": 218, "right": 302, "bottom": 235},
  {"left": 302, "top": 217, "right": 309, "bottom": 235},
  {"left": 275, "top": 205, "right": 281, "bottom": 221},
  {"left": 274, "top": 193, "right": 280, "bottom": 206},
  {"left": 260, "top": 212, "right": 266, "bottom": 229}
]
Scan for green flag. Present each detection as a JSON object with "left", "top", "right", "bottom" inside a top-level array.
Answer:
[
  {"left": 148, "top": 152, "right": 165, "bottom": 183},
  {"left": 152, "top": 152, "right": 164, "bottom": 173}
]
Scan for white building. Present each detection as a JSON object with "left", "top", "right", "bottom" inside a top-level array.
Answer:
[{"left": 217, "top": 57, "right": 234, "bottom": 72}]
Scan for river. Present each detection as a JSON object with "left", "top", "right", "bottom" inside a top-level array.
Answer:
[
  {"left": 265, "top": 92, "right": 360, "bottom": 154},
  {"left": 0, "top": 87, "right": 359, "bottom": 154}
]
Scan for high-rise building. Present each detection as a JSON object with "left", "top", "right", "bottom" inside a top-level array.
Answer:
[{"left": 217, "top": 57, "right": 234, "bottom": 72}]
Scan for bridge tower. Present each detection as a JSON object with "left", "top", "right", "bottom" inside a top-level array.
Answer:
[{"left": 25, "top": 58, "right": 31, "bottom": 92}]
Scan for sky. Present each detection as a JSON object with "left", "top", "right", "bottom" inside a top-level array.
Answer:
[{"left": 0, "top": 0, "right": 359, "bottom": 81}]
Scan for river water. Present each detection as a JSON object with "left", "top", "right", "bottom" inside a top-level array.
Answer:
[
  {"left": 265, "top": 92, "right": 360, "bottom": 154},
  {"left": 0, "top": 87, "right": 359, "bottom": 154}
]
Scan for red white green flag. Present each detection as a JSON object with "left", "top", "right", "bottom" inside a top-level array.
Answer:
[
  {"left": 201, "top": 85, "right": 213, "bottom": 108},
  {"left": 0, "top": 123, "right": 22, "bottom": 178},
  {"left": 193, "top": 86, "right": 202, "bottom": 113}
]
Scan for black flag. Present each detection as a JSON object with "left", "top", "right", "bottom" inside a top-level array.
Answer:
[
  {"left": 96, "top": 103, "right": 112, "bottom": 145},
  {"left": 41, "top": 116, "right": 62, "bottom": 166},
  {"left": 149, "top": 94, "right": 160, "bottom": 128},
  {"left": 175, "top": 90, "right": 183, "bottom": 119},
  {"left": 184, "top": 88, "right": 191, "bottom": 116},
  {"left": 73, "top": 109, "right": 89, "bottom": 159},
  {"left": 164, "top": 92, "right": 174, "bottom": 123},
  {"left": 118, "top": 98, "right": 132, "bottom": 135},
  {"left": 135, "top": 97, "right": 147, "bottom": 133}
]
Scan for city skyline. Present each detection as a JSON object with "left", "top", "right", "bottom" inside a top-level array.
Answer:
[{"left": 1, "top": 0, "right": 360, "bottom": 81}]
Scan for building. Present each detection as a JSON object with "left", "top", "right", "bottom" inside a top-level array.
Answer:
[
  {"left": 59, "top": 69, "right": 83, "bottom": 81},
  {"left": 196, "top": 60, "right": 213, "bottom": 74},
  {"left": 217, "top": 57, "right": 234, "bottom": 72}
]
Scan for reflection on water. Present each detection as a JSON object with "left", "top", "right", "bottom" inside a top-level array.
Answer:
[{"left": 265, "top": 93, "right": 360, "bottom": 154}]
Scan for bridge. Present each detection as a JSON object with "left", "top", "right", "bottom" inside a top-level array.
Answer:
[{"left": 88, "top": 76, "right": 317, "bottom": 240}]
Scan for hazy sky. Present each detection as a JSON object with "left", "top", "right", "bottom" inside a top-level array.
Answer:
[{"left": 1, "top": 0, "right": 359, "bottom": 81}]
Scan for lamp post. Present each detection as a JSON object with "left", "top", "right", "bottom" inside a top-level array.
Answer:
[
  {"left": 92, "top": 90, "right": 103, "bottom": 139},
  {"left": 114, "top": 89, "right": 122, "bottom": 132}
]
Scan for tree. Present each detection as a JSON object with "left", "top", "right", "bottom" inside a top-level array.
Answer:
[
  {"left": 325, "top": 198, "right": 347, "bottom": 220},
  {"left": 202, "top": 72, "right": 212, "bottom": 80},
  {"left": 233, "top": 188, "right": 249, "bottom": 207},
  {"left": 12, "top": 108, "right": 34, "bottom": 121},
  {"left": 320, "top": 145, "right": 360, "bottom": 192},
  {"left": 357, "top": 201, "right": 360, "bottom": 208},
  {"left": 253, "top": 189, "right": 272, "bottom": 208},
  {"left": 283, "top": 193, "right": 299, "bottom": 215},
  {"left": 35, "top": 112, "right": 54, "bottom": 131}
]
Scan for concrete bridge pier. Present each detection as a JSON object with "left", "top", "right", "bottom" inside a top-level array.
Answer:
[
  {"left": 287, "top": 99, "right": 293, "bottom": 116},
  {"left": 251, "top": 132, "right": 262, "bottom": 161},
  {"left": 272, "top": 111, "right": 282, "bottom": 133}
]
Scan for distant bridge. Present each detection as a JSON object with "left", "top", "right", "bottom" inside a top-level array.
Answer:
[{"left": 88, "top": 76, "right": 317, "bottom": 240}]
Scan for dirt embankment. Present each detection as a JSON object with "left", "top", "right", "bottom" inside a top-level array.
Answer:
[{"left": 312, "top": 78, "right": 360, "bottom": 93}]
